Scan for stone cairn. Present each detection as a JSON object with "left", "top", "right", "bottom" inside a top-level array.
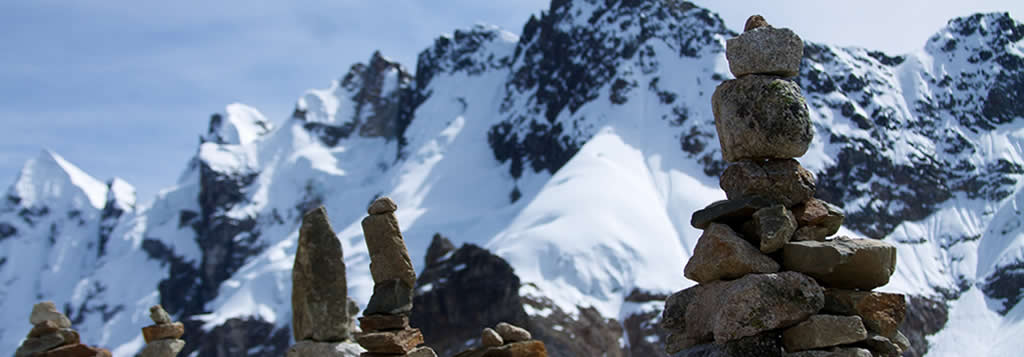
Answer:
[
  {"left": 288, "top": 206, "right": 364, "bottom": 357},
  {"left": 661, "top": 15, "right": 911, "bottom": 357},
  {"left": 452, "top": 322, "right": 547, "bottom": 357},
  {"left": 355, "top": 197, "right": 437, "bottom": 357},
  {"left": 138, "top": 305, "right": 185, "bottom": 357},
  {"left": 14, "top": 301, "right": 112, "bottom": 357}
]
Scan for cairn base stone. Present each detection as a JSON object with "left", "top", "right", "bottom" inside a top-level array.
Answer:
[
  {"left": 782, "top": 237, "right": 897, "bottom": 290},
  {"left": 40, "top": 344, "right": 112, "bottom": 357},
  {"left": 139, "top": 339, "right": 186, "bottom": 357},
  {"left": 287, "top": 340, "right": 365, "bottom": 357},
  {"left": 141, "top": 322, "right": 185, "bottom": 343},
  {"left": 726, "top": 26, "right": 804, "bottom": 78},
  {"left": 712, "top": 75, "right": 813, "bottom": 162},
  {"left": 684, "top": 223, "right": 780, "bottom": 283}
]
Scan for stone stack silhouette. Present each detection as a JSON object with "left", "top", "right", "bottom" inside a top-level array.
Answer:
[
  {"left": 14, "top": 301, "right": 112, "bottom": 357},
  {"left": 139, "top": 305, "right": 185, "bottom": 357},
  {"left": 662, "top": 15, "right": 910, "bottom": 357},
  {"left": 452, "top": 322, "right": 548, "bottom": 357},
  {"left": 355, "top": 197, "right": 437, "bottom": 357}
]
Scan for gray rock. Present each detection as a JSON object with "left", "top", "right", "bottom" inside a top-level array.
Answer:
[
  {"left": 753, "top": 205, "right": 797, "bottom": 253},
  {"left": 365, "top": 279, "right": 414, "bottom": 316},
  {"left": 286, "top": 340, "right": 365, "bottom": 357},
  {"left": 15, "top": 332, "right": 69, "bottom": 357},
  {"left": 672, "top": 333, "right": 782, "bottom": 357},
  {"left": 720, "top": 159, "right": 816, "bottom": 207},
  {"left": 662, "top": 272, "right": 824, "bottom": 350},
  {"left": 712, "top": 75, "right": 813, "bottom": 162},
  {"left": 822, "top": 289, "right": 906, "bottom": 338},
  {"left": 792, "top": 226, "right": 831, "bottom": 242},
  {"left": 368, "top": 196, "right": 398, "bottom": 215},
  {"left": 407, "top": 346, "right": 439, "bottom": 357},
  {"left": 892, "top": 331, "right": 911, "bottom": 352},
  {"left": 782, "top": 237, "right": 898, "bottom": 290},
  {"left": 495, "top": 322, "right": 531, "bottom": 343},
  {"left": 149, "top": 305, "right": 172, "bottom": 325},
  {"left": 684, "top": 223, "right": 779, "bottom": 283},
  {"left": 792, "top": 199, "right": 843, "bottom": 235},
  {"left": 784, "top": 347, "right": 872, "bottom": 357},
  {"left": 29, "top": 301, "right": 71, "bottom": 328},
  {"left": 782, "top": 315, "right": 867, "bottom": 352},
  {"left": 140, "top": 339, "right": 186, "bottom": 357},
  {"left": 726, "top": 26, "right": 803, "bottom": 78},
  {"left": 482, "top": 327, "right": 504, "bottom": 347},
  {"left": 361, "top": 212, "right": 417, "bottom": 290},
  {"left": 859, "top": 333, "right": 902, "bottom": 357},
  {"left": 292, "top": 206, "right": 351, "bottom": 342},
  {"left": 691, "top": 195, "right": 777, "bottom": 229}
]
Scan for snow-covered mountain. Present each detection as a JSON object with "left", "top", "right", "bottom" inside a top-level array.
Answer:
[{"left": 2, "top": 1, "right": 1023, "bottom": 356}]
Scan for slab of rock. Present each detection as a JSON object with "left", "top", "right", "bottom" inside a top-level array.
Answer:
[
  {"left": 858, "top": 333, "right": 902, "bottom": 357},
  {"left": 784, "top": 347, "right": 872, "bottom": 357},
  {"left": 361, "top": 212, "right": 417, "bottom": 290},
  {"left": 792, "top": 226, "right": 831, "bottom": 242},
  {"left": 28, "top": 320, "right": 62, "bottom": 338},
  {"left": 149, "top": 305, "right": 172, "bottom": 325},
  {"left": 39, "top": 344, "right": 112, "bottom": 357},
  {"left": 672, "top": 333, "right": 782, "bottom": 357},
  {"left": 286, "top": 340, "right": 365, "bottom": 357},
  {"left": 293, "top": 206, "right": 352, "bottom": 342},
  {"left": 139, "top": 339, "right": 185, "bottom": 357},
  {"left": 142, "top": 322, "right": 185, "bottom": 343},
  {"left": 30, "top": 302, "right": 72, "bottom": 328},
  {"left": 482, "top": 328, "right": 504, "bottom": 347},
  {"left": 712, "top": 75, "right": 812, "bottom": 162},
  {"left": 355, "top": 328, "right": 423, "bottom": 354},
  {"left": 365, "top": 278, "right": 414, "bottom": 315},
  {"left": 662, "top": 272, "right": 824, "bottom": 350},
  {"left": 691, "top": 195, "right": 777, "bottom": 229},
  {"left": 782, "top": 315, "right": 867, "bottom": 352},
  {"left": 823, "top": 289, "right": 906, "bottom": 338},
  {"left": 359, "top": 314, "right": 409, "bottom": 332},
  {"left": 720, "top": 159, "right": 816, "bottom": 207},
  {"left": 368, "top": 196, "right": 398, "bottom": 215},
  {"left": 15, "top": 329, "right": 78, "bottom": 357},
  {"left": 753, "top": 205, "right": 797, "bottom": 253},
  {"left": 782, "top": 237, "right": 898, "bottom": 290},
  {"left": 495, "top": 322, "right": 531, "bottom": 343},
  {"left": 727, "top": 26, "right": 803, "bottom": 78},
  {"left": 480, "top": 341, "right": 548, "bottom": 357},
  {"left": 684, "top": 223, "right": 779, "bottom": 283}
]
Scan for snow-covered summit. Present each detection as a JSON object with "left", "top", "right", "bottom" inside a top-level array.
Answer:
[
  {"left": 202, "top": 103, "right": 273, "bottom": 146},
  {"left": 6, "top": 150, "right": 108, "bottom": 211}
]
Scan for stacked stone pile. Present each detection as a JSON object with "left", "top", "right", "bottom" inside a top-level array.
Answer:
[
  {"left": 138, "top": 305, "right": 185, "bottom": 357},
  {"left": 355, "top": 197, "right": 437, "bottom": 357},
  {"left": 14, "top": 301, "right": 111, "bottom": 357},
  {"left": 288, "top": 206, "right": 364, "bottom": 357},
  {"left": 453, "top": 322, "right": 548, "bottom": 357},
  {"left": 662, "top": 15, "right": 910, "bottom": 357}
]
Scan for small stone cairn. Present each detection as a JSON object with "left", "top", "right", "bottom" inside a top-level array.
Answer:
[
  {"left": 355, "top": 197, "right": 437, "bottom": 357},
  {"left": 662, "top": 15, "right": 911, "bottom": 357},
  {"left": 288, "top": 206, "right": 364, "bottom": 357},
  {"left": 14, "top": 301, "right": 112, "bottom": 357},
  {"left": 139, "top": 305, "right": 185, "bottom": 357},
  {"left": 452, "top": 322, "right": 546, "bottom": 357}
]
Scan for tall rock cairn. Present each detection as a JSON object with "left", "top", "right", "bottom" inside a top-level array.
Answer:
[
  {"left": 14, "top": 301, "right": 112, "bottom": 357},
  {"left": 139, "top": 305, "right": 185, "bottom": 357},
  {"left": 355, "top": 197, "right": 437, "bottom": 357},
  {"left": 661, "top": 15, "right": 911, "bottom": 357},
  {"left": 288, "top": 206, "right": 364, "bottom": 357}
]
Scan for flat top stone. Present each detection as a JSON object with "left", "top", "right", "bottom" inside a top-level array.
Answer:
[
  {"left": 691, "top": 195, "right": 777, "bottom": 229},
  {"left": 368, "top": 197, "right": 398, "bottom": 215},
  {"left": 782, "top": 236, "right": 897, "bottom": 290}
]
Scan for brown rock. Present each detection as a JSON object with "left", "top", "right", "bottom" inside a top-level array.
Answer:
[
  {"left": 793, "top": 199, "right": 843, "bottom": 234},
  {"left": 495, "top": 322, "right": 531, "bottom": 343},
  {"left": 784, "top": 347, "right": 872, "bottom": 357},
  {"left": 15, "top": 329, "right": 79, "bottom": 357},
  {"left": 782, "top": 237, "right": 898, "bottom": 290},
  {"left": 355, "top": 328, "right": 423, "bottom": 354},
  {"left": 782, "top": 315, "right": 867, "bottom": 351},
  {"left": 792, "top": 226, "right": 831, "bottom": 242},
  {"left": 662, "top": 272, "right": 824, "bottom": 350},
  {"left": 39, "top": 344, "right": 112, "bottom": 357},
  {"left": 30, "top": 301, "right": 72, "bottom": 328},
  {"left": 712, "top": 75, "right": 813, "bottom": 162},
  {"left": 139, "top": 339, "right": 185, "bottom": 357},
  {"left": 141, "top": 322, "right": 185, "bottom": 343},
  {"left": 684, "top": 223, "right": 779, "bottom": 283},
  {"left": 823, "top": 289, "right": 906, "bottom": 338},
  {"left": 753, "top": 205, "right": 797, "bottom": 253},
  {"left": 720, "top": 159, "right": 816, "bottom": 207},
  {"left": 359, "top": 314, "right": 409, "bottom": 332},
  {"left": 691, "top": 195, "right": 777, "bottom": 229},
  {"left": 368, "top": 196, "right": 398, "bottom": 215},
  {"left": 482, "top": 328, "right": 504, "bottom": 347},
  {"left": 292, "top": 206, "right": 351, "bottom": 342},
  {"left": 726, "top": 26, "right": 804, "bottom": 77},
  {"left": 744, "top": 15, "right": 771, "bottom": 32},
  {"left": 27, "top": 320, "right": 61, "bottom": 338},
  {"left": 481, "top": 341, "right": 548, "bottom": 357},
  {"left": 149, "top": 305, "right": 172, "bottom": 325},
  {"left": 361, "top": 213, "right": 417, "bottom": 290}
]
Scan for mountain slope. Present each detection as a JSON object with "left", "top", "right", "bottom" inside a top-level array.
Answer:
[{"left": 1, "top": 1, "right": 1023, "bottom": 356}]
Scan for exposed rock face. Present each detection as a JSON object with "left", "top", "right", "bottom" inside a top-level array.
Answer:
[
  {"left": 189, "top": 317, "right": 289, "bottom": 357},
  {"left": 781, "top": 315, "right": 868, "bottom": 352},
  {"left": 662, "top": 272, "right": 824, "bottom": 351},
  {"left": 727, "top": 21, "right": 803, "bottom": 77},
  {"left": 424, "top": 233, "right": 456, "bottom": 267},
  {"left": 292, "top": 206, "right": 351, "bottom": 342},
  {"left": 782, "top": 237, "right": 898, "bottom": 290},
  {"left": 684, "top": 223, "right": 780, "bottom": 283},
  {"left": 898, "top": 295, "right": 948, "bottom": 357},
  {"left": 753, "top": 205, "right": 797, "bottom": 253},
  {"left": 720, "top": 159, "right": 816, "bottom": 207},
  {"left": 712, "top": 75, "right": 813, "bottom": 162}
]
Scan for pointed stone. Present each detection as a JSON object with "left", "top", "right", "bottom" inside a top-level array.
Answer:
[
  {"left": 361, "top": 210, "right": 417, "bottom": 290},
  {"left": 293, "top": 206, "right": 351, "bottom": 342},
  {"left": 684, "top": 223, "right": 779, "bottom": 283},
  {"left": 368, "top": 197, "right": 398, "bottom": 215},
  {"left": 15, "top": 332, "right": 73, "bottom": 357},
  {"left": 149, "top": 305, "right": 172, "bottom": 324},
  {"left": 425, "top": 233, "right": 456, "bottom": 266},
  {"left": 38, "top": 344, "right": 112, "bottom": 357}
]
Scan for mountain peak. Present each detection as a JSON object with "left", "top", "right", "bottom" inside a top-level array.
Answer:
[
  {"left": 201, "top": 103, "right": 273, "bottom": 146},
  {"left": 926, "top": 11, "right": 1024, "bottom": 54},
  {"left": 6, "top": 150, "right": 108, "bottom": 210}
]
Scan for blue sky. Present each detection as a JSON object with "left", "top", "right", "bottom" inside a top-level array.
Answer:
[{"left": 2, "top": 0, "right": 1022, "bottom": 204}]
